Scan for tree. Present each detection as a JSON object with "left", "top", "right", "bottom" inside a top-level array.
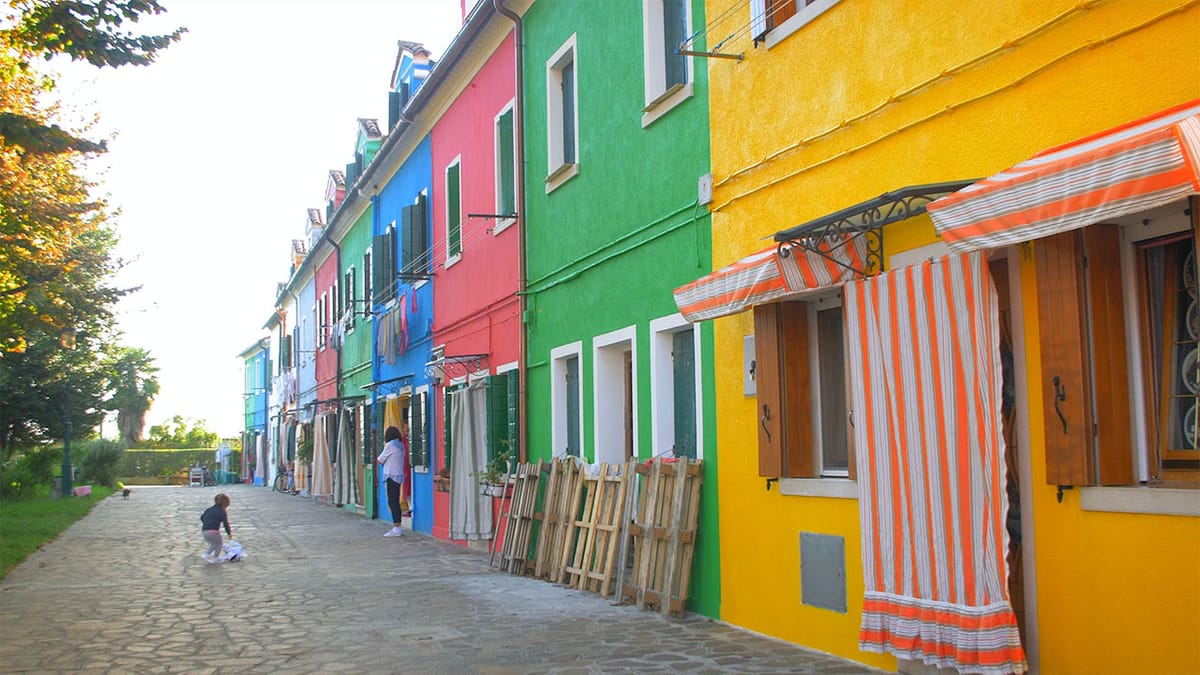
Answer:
[
  {"left": 142, "top": 416, "right": 217, "bottom": 449},
  {"left": 108, "top": 346, "right": 158, "bottom": 445},
  {"left": 1, "top": 0, "right": 186, "bottom": 155}
]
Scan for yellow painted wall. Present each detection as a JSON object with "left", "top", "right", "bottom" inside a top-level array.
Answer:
[{"left": 706, "top": 0, "right": 1200, "bottom": 671}]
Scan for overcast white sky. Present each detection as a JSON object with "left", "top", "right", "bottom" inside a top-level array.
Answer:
[{"left": 56, "top": 0, "right": 464, "bottom": 438}]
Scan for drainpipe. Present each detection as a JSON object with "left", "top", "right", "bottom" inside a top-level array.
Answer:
[{"left": 495, "top": 0, "right": 527, "bottom": 462}]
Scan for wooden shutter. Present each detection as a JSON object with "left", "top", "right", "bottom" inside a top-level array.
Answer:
[
  {"left": 447, "top": 164, "right": 461, "bottom": 257},
  {"left": 1085, "top": 225, "right": 1134, "bottom": 484},
  {"left": 1035, "top": 231, "right": 1096, "bottom": 486},
  {"left": 400, "top": 204, "right": 415, "bottom": 275},
  {"left": 769, "top": 0, "right": 797, "bottom": 30},
  {"left": 414, "top": 194, "right": 428, "bottom": 273},
  {"left": 753, "top": 302, "right": 814, "bottom": 478},
  {"left": 561, "top": 62, "right": 576, "bottom": 165},
  {"left": 754, "top": 304, "right": 783, "bottom": 476},
  {"left": 566, "top": 357, "right": 581, "bottom": 457},
  {"left": 421, "top": 391, "right": 431, "bottom": 468}
]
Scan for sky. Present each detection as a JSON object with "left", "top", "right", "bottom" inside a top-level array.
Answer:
[{"left": 55, "top": 0, "right": 465, "bottom": 438}]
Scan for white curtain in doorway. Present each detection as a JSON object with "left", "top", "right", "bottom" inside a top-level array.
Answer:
[
  {"left": 449, "top": 381, "right": 493, "bottom": 540},
  {"left": 333, "top": 409, "right": 359, "bottom": 506},
  {"left": 310, "top": 413, "right": 333, "bottom": 497}
]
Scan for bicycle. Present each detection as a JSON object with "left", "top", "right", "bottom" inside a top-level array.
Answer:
[{"left": 272, "top": 467, "right": 295, "bottom": 494}]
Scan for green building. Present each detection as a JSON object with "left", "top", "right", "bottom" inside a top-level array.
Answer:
[{"left": 518, "top": 0, "right": 719, "bottom": 617}]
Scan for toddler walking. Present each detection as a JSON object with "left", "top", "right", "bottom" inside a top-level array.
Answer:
[{"left": 200, "top": 493, "right": 232, "bottom": 563}]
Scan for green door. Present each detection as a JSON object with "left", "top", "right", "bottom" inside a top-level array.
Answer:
[{"left": 566, "top": 356, "right": 580, "bottom": 457}]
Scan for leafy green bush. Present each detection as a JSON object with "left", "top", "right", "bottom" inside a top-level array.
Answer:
[
  {"left": 78, "top": 438, "right": 125, "bottom": 487},
  {"left": 117, "top": 449, "right": 242, "bottom": 479},
  {"left": 0, "top": 447, "right": 62, "bottom": 501}
]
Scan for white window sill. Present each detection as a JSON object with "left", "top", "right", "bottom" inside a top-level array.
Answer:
[
  {"left": 779, "top": 478, "right": 857, "bottom": 500},
  {"left": 493, "top": 217, "right": 516, "bottom": 235},
  {"left": 1080, "top": 486, "right": 1200, "bottom": 517},
  {"left": 545, "top": 162, "right": 579, "bottom": 194},
  {"left": 765, "top": 0, "right": 840, "bottom": 50},
  {"left": 444, "top": 254, "right": 461, "bottom": 269},
  {"left": 414, "top": 466, "right": 429, "bottom": 474},
  {"left": 641, "top": 82, "right": 693, "bottom": 128}
]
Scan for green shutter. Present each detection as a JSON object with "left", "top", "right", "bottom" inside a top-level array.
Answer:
[
  {"left": 507, "top": 370, "right": 519, "bottom": 464},
  {"left": 443, "top": 386, "right": 453, "bottom": 472},
  {"left": 663, "top": 0, "right": 688, "bottom": 88},
  {"left": 565, "top": 357, "right": 580, "bottom": 457},
  {"left": 415, "top": 194, "right": 428, "bottom": 273},
  {"left": 498, "top": 109, "right": 515, "bottom": 216},
  {"left": 409, "top": 392, "right": 426, "bottom": 468},
  {"left": 672, "top": 330, "right": 697, "bottom": 458},
  {"left": 486, "top": 373, "right": 509, "bottom": 464},
  {"left": 421, "top": 390, "right": 431, "bottom": 468},
  {"left": 400, "top": 204, "right": 415, "bottom": 275},
  {"left": 372, "top": 233, "right": 388, "bottom": 303},
  {"left": 561, "top": 62, "right": 576, "bottom": 165},
  {"left": 447, "top": 163, "right": 461, "bottom": 257}
]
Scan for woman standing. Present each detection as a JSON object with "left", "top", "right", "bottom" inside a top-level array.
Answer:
[{"left": 376, "top": 422, "right": 409, "bottom": 537}]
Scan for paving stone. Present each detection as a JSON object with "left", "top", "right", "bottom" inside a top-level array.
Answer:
[{"left": 0, "top": 485, "right": 883, "bottom": 673}]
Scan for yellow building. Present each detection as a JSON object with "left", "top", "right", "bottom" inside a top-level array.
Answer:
[{"left": 682, "top": 1, "right": 1200, "bottom": 673}]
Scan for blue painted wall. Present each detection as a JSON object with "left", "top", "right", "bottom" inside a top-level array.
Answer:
[{"left": 373, "top": 133, "right": 435, "bottom": 534}]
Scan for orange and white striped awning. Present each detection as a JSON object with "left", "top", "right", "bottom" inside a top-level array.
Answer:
[
  {"left": 674, "top": 234, "right": 867, "bottom": 322},
  {"left": 927, "top": 99, "right": 1200, "bottom": 252}
]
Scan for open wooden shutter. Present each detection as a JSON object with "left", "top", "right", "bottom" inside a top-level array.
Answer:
[
  {"left": 1035, "top": 231, "right": 1094, "bottom": 486},
  {"left": 414, "top": 194, "right": 428, "bottom": 273},
  {"left": 443, "top": 387, "right": 453, "bottom": 472},
  {"left": 372, "top": 233, "right": 388, "bottom": 303},
  {"left": 754, "top": 302, "right": 814, "bottom": 478},
  {"left": 507, "top": 371, "right": 520, "bottom": 463},
  {"left": 1085, "top": 225, "right": 1134, "bottom": 485}
]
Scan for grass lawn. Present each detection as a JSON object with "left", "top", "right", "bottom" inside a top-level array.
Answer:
[{"left": 0, "top": 486, "right": 113, "bottom": 581}]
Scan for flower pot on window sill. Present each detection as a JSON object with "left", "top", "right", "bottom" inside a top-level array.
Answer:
[
  {"left": 434, "top": 475, "right": 451, "bottom": 493},
  {"left": 479, "top": 481, "right": 511, "bottom": 498}
]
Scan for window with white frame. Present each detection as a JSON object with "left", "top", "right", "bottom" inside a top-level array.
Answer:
[
  {"left": 642, "top": 0, "right": 693, "bottom": 125},
  {"left": 594, "top": 326, "right": 638, "bottom": 466},
  {"left": 651, "top": 315, "right": 702, "bottom": 459},
  {"left": 445, "top": 157, "right": 462, "bottom": 264},
  {"left": 343, "top": 266, "right": 356, "bottom": 331},
  {"left": 317, "top": 293, "right": 327, "bottom": 350},
  {"left": 494, "top": 102, "right": 517, "bottom": 233},
  {"left": 545, "top": 34, "right": 578, "bottom": 192},
  {"left": 551, "top": 342, "right": 584, "bottom": 458},
  {"left": 750, "top": 0, "right": 840, "bottom": 49}
]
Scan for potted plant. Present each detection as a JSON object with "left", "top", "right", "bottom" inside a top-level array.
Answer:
[
  {"left": 434, "top": 466, "right": 451, "bottom": 493},
  {"left": 472, "top": 453, "right": 511, "bottom": 497}
]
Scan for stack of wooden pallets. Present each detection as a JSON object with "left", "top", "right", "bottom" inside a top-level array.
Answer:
[{"left": 491, "top": 460, "right": 543, "bottom": 575}]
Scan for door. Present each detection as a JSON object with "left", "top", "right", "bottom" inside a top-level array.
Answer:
[{"left": 672, "top": 329, "right": 697, "bottom": 458}]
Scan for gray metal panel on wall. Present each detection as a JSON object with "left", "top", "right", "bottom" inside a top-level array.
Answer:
[{"left": 800, "top": 532, "right": 846, "bottom": 613}]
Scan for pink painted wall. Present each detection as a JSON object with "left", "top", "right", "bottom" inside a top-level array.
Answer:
[
  {"left": 314, "top": 253, "right": 340, "bottom": 404},
  {"left": 430, "top": 31, "right": 518, "bottom": 542}
]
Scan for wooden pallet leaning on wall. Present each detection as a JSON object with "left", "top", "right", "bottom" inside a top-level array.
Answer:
[
  {"left": 491, "top": 460, "right": 543, "bottom": 575},
  {"left": 561, "top": 461, "right": 633, "bottom": 596},
  {"left": 532, "top": 458, "right": 582, "bottom": 583},
  {"left": 616, "top": 458, "right": 704, "bottom": 617}
]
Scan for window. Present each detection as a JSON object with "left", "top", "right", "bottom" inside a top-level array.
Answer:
[
  {"left": 363, "top": 249, "right": 373, "bottom": 308},
  {"left": 408, "top": 389, "right": 430, "bottom": 470},
  {"left": 551, "top": 342, "right": 584, "bottom": 458},
  {"left": 372, "top": 224, "right": 396, "bottom": 303},
  {"left": 445, "top": 159, "right": 462, "bottom": 264},
  {"left": 753, "top": 295, "right": 852, "bottom": 478},
  {"left": 487, "top": 369, "right": 520, "bottom": 466},
  {"left": 545, "top": 34, "right": 579, "bottom": 192},
  {"left": 401, "top": 193, "right": 429, "bottom": 278},
  {"left": 1036, "top": 204, "right": 1199, "bottom": 486},
  {"left": 494, "top": 103, "right": 517, "bottom": 233},
  {"left": 317, "top": 293, "right": 327, "bottom": 350},
  {"left": 594, "top": 327, "right": 637, "bottom": 465},
  {"left": 750, "top": 0, "right": 839, "bottom": 48},
  {"left": 651, "top": 315, "right": 703, "bottom": 460},
  {"left": 343, "top": 267, "right": 356, "bottom": 331},
  {"left": 641, "top": 0, "right": 693, "bottom": 126},
  {"left": 331, "top": 276, "right": 340, "bottom": 324}
]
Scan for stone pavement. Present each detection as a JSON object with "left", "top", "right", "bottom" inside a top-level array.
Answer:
[{"left": 0, "top": 485, "right": 882, "bottom": 674}]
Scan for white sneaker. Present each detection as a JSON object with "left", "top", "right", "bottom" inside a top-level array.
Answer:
[
  {"left": 201, "top": 553, "right": 217, "bottom": 563},
  {"left": 383, "top": 527, "right": 404, "bottom": 537}
]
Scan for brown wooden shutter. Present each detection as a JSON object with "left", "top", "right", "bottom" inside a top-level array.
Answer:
[
  {"left": 754, "top": 303, "right": 783, "bottom": 477},
  {"left": 1035, "top": 230, "right": 1095, "bottom": 486},
  {"left": 1084, "top": 224, "right": 1134, "bottom": 485},
  {"left": 779, "top": 301, "right": 814, "bottom": 477}
]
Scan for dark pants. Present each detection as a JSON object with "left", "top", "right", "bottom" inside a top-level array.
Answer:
[{"left": 386, "top": 478, "right": 403, "bottom": 525}]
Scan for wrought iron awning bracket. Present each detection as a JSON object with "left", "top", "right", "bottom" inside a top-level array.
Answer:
[
  {"left": 425, "top": 353, "right": 490, "bottom": 382},
  {"left": 777, "top": 220, "right": 879, "bottom": 277}
]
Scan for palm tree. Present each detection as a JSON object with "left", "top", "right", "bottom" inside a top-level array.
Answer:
[{"left": 108, "top": 348, "right": 159, "bottom": 445}]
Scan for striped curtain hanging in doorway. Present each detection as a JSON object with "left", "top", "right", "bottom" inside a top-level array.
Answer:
[{"left": 844, "top": 251, "right": 1026, "bottom": 675}]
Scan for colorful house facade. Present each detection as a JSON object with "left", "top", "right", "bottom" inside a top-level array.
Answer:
[
  {"left": 691, "top": 0, "right": 1200, "bottom": 672},
  {"left": 518, "top": 0, "right": 720, "bottom": 617},
  {"left": 421, "top": 4, "right": 519, "bottom": 546},
  {"left": 238, "top": 338, "right": 269, "bottom": 484}
]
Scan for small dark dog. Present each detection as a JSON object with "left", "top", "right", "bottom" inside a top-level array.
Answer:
[{"left": 118, "top": 482, "right": 132, "bottom": 500}]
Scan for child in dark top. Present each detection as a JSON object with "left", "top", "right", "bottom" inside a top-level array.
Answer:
[{"left": 200, "top": 493, "right": 232, "bottom": 563}]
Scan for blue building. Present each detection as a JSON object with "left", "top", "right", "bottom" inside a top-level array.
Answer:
[{"left": 238, "top": 338, "right": 270, "bottom": 484}]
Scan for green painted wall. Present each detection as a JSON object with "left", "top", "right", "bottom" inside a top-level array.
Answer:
[
  {"left": 522, "top": 0, "right": 718, "bottom": 617},
  {"left": 339, "top": 205, "right": 375, "bottom": 514}
]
